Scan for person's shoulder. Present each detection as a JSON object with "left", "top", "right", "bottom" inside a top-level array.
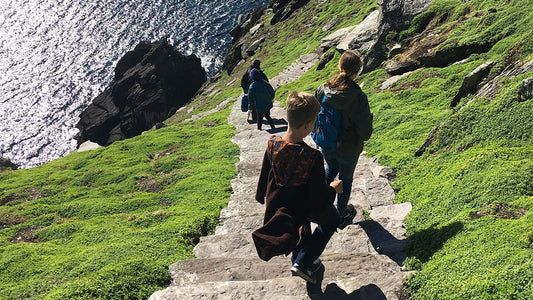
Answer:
[{"left": 300, "top": 143, "right": 321, "bottom": 161}]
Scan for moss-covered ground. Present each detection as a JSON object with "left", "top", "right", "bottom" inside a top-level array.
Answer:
[
  {"left": 248, "top": 0, "right": 533, "bottom": 298},
  {"left": 1, "top": 0, "right": 532, "bottom": 298},
  {"left": 0, "top": 111, "right": 238, "bottom": 299}
]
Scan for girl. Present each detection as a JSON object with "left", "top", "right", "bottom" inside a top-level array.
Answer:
[{"left": 315, "top": 50, "right": 373, "bottom": 228}]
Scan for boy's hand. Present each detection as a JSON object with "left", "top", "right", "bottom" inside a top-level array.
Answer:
[{"left": 330, "top": 180, "right": 343, "bottom": 194}]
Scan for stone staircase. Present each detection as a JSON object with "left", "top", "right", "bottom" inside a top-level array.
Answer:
[{"left": 150, "top": 95, "right": 412, "bottom": 299}]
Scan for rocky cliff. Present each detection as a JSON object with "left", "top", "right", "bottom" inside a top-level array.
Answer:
[{"left": 75, "top": 39, "right": 206, "bottom": 146}]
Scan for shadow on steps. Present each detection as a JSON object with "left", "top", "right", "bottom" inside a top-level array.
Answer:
[
  {"left": 309, "top": 282, "right": 386, "bottom": 300},
  {"left": 305, "top": 262, "right": 387, "bottom": 300},
  {"left": 358, "top": 220, "right": 408, "bottom": 265}
]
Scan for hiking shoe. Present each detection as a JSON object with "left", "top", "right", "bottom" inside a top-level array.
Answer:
[
  {"left": 291, "top": 263, "right": 317, "bottom": 284},
  {"left": 338, "top": 204, "right": 357, "bottom": 230}
]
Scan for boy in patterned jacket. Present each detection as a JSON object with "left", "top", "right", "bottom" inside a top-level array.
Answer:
[{"left": 252, "top": 91, "right": 343, "bottom": 284}]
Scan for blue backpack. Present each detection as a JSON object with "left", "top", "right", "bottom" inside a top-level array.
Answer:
[
  {"left": 312, "top": 95, "right": 344, "bottom": 152},
  {"left": 240, "top": 94, "right": 249, "bottom": 112}
]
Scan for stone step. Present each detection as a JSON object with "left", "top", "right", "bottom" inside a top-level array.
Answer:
[
  {"left": 195, "top": 219, "right": 405, "bottom": 260},
  {"left": 150, "top": 277, "right": 307, "bottom": 300},
  {"left": 169, "top": 253, "right": 400, "bottom": 286},
  {"left": 215, "top": 214, "right": 263, "bottom": 235},
  {"left": 193, "top": 232, "right": 256, "bottom": 258},
  {"left": 151, "top": 253, "right": 405, "bottom": 300},
  {"left": 230, "top": 177, "right": 259, "bottom": 195},
  {"left": 323, "top": 223, "right": 376, "bottom": 255},
  {"left": 219, "top": 195, "right": 263, "bottom": 220}
]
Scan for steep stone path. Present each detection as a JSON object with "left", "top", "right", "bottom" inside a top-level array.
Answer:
[{"left": 150, "top": 60, "right": 412, "bottom": 299}]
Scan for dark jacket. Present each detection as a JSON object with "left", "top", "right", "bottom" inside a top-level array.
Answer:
[
  {"left": 252, "top": 136, "right": 336, "bottom": 261},
  {"left": 241, "top": 67, "right": 268, "bottom": 94},
  {"left": 248, "top": 80, "right": 275, "bottom": 113},
  {"left": 315, "top": 82, "right": 373, "bottom": 157}
]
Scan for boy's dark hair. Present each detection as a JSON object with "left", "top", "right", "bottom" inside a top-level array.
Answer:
[{"left": 286, "top": 92, "right": 320, "bottom": 128}]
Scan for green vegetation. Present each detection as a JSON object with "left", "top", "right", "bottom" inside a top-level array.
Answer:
[
  {"left": 372, "top": 0, "right": 533, "bottom": 298},
  {"left": 0, "top": 111, "right": 238, "bottom": 299},
  {"left": 243, "top": 0, "right": 533, "bottom": 298},
  {"left": 1, "top": 0, "right": 532, "bottom": 298}
]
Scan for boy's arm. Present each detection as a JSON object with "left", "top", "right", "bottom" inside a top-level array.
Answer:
[{"left": 255, "top": 150, "right": 270, "bottom": 204}]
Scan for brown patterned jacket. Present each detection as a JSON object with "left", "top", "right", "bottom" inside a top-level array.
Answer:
[{"left": 252, "top": 136, "right": 336, "bottom": 261}]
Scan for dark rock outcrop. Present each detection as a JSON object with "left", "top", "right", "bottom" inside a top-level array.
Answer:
[
  {"left": 450, "top": 61, "right": 494, "bottom": 107},
  {"left": 317, "top": 51, "right": 335, "bottom": 70},
  {"left": 269, "top": 0, "right": 311, "bottom": 25},
  {"left": 0, "top": 157, "right": 18, "bottom": 172},
  {"left": 223, "top": 7, "right": 267, "bottom": 74},
  {"left": 383, "top": 59, "right": 421, "bottom": 75},
  {"left": 76, "top": 39, "right": 206, "bottom": 147}
]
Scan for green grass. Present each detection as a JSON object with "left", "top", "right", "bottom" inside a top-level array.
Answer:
[
  {"left": 255, "top": 0, "right": 533, "bottom": 298},
  {"left": 363, "top": 0, "right": 533, "bottom": 298},
  {"left": 0, "top": 110, "right": 238, "bottom": 299},
  {"left": 1, "top": 0, "right": 532, "bottom": 298},
  {"left": 240, "top": 0, "right": 377, "bottom": 81}
]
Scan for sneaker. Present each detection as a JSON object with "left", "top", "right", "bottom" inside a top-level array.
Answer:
[
  {"left": 338, "top": 204, "right": 357, "bottom": 230},
  {"left": 291, "top": 263, "right": 317, "bottom": 284}
]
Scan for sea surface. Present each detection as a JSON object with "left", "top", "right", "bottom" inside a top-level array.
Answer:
[{"left": 0, "top": 0, "right": 268, "bottom": 168}]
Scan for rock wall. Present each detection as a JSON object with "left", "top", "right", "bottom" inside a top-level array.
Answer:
[{"left": 75, "top": 39, "right": 206, "bottom": 146}]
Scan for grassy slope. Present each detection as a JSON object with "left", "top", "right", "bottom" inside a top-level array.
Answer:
[
  {"left": 0, "top": 111, "right": 238, "bottom": 299},
  {"left": 1, "top": 0, "right": 532, "bottom": 298},
  {"left": 246, "top": 0, "right": 533, "bottom": 298}
]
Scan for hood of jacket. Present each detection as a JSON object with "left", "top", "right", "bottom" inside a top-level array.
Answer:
[
  {"left": 318, "top": 84, "right": 363, "bottom": 110},
  {"left": 267, "top": 136, "right": 319, "bottom": 187}
]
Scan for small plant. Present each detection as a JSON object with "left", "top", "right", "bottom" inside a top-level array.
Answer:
[{"left": 362, "top": 210, "right": 371, "bottom": 220}]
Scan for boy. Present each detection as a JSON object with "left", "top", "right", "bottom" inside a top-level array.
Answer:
[{"left": 252, "top": 91, "right": 343, "bottom": 284}]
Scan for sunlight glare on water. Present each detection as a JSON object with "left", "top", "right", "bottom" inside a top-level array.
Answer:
[{"left": 0, "top": 0, "right": 268, "bottom": 168}]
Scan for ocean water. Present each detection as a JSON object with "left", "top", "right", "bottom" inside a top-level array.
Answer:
[{"left": 0, "top": 0, "right": 268, "bottom": 168}]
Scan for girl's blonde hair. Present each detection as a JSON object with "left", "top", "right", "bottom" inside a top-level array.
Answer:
[{"left": 325, "top": 50, "right": 363, "bottom": 90}]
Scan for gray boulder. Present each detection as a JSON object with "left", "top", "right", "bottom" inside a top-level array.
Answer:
[
  {"left": 322, "top": 1, "right": 435, "bottom": 74},
  {"left": 518, "top": 77, "right": 533, "bottom": 102},
  {"left": 379, "top": 0, "right": 434, "bottom": 31},
  {"left": 246, "top": 37, "right": 266, "bottom": 56},
  {"left": 450, "top": 61, "right": 495, "bottom": 107}
]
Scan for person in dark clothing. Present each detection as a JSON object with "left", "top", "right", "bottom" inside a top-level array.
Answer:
[
  {"left": 314, "top": 50, "right": 373, "bottom": 228},
  {"left": 241, "top": 60, "right": 268, "bottom": 122},
  {"left": 253, "top": 91, "right": 343, "bottom": 284},
  {"left": 248, "top": 68, "right": 275, "bottom": 130}
]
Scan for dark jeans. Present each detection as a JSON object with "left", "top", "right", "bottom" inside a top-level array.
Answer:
[
  {"left": 291, "top": 206, "right": 341, "bottom": 269},
  {"left": 256, "top": 109, "right": 275, "bottom": 130},
  {"left": 322, "top": 150, "right": 360, "bottom": 215}
]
